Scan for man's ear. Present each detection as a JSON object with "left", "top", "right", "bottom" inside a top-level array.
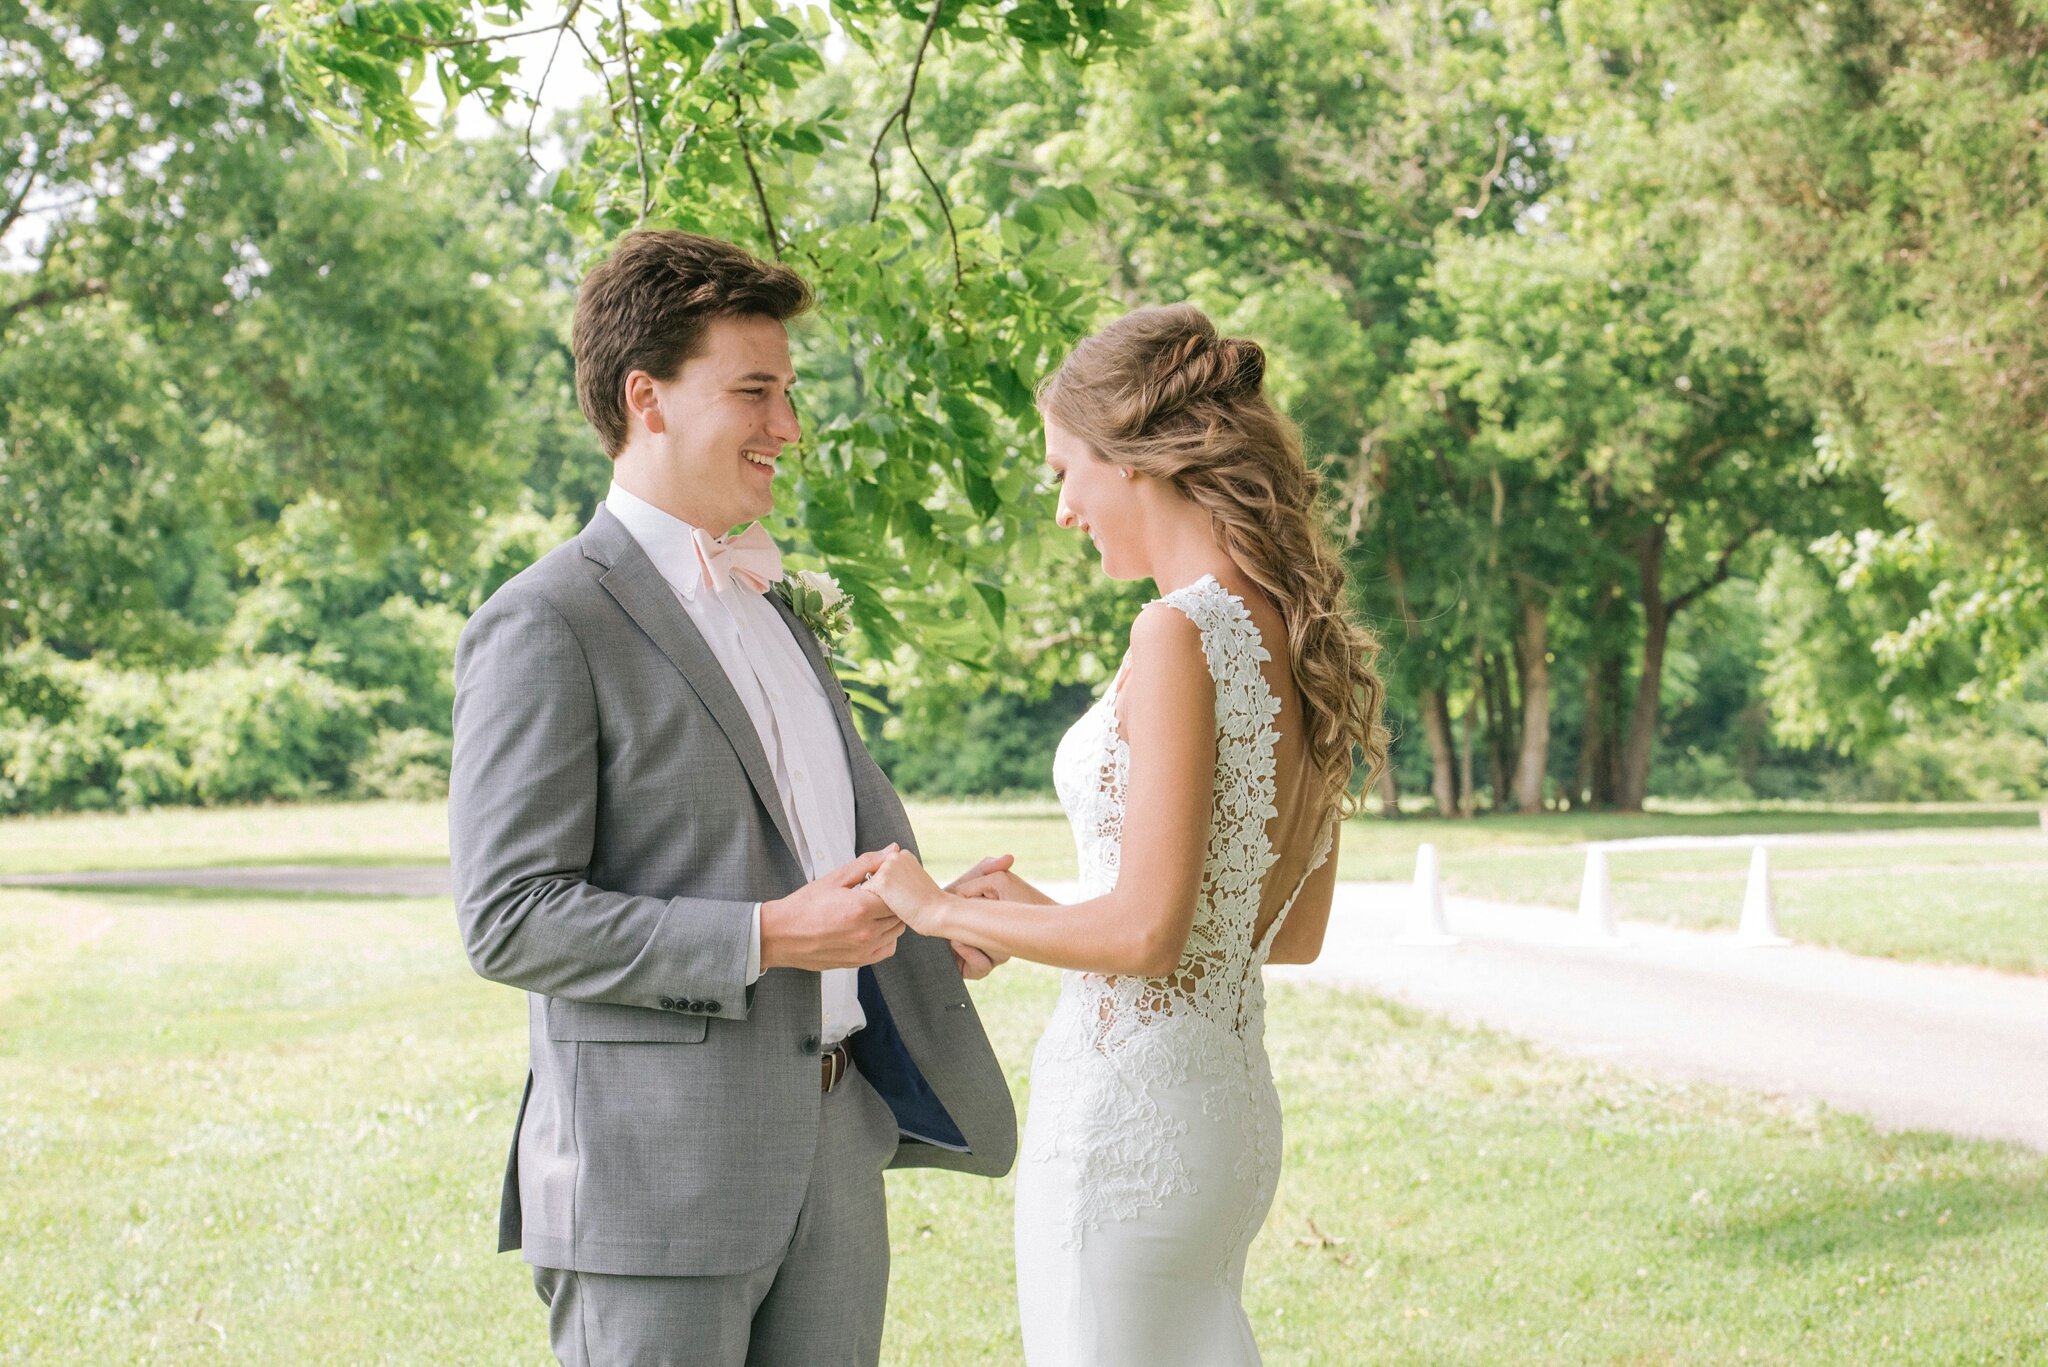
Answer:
[{"left": 624, "top": 370, "right": 666, "bottom": 436}]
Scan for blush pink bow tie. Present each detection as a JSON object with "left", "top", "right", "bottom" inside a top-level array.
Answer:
[{"left": 692, "top": 523, "right": 784, "bottom": 596}]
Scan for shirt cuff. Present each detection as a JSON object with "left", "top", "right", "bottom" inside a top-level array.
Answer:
[{"left": 746, "top": 903, "right": 763, "bottom": 984}]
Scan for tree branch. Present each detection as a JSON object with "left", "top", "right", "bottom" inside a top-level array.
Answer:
[
  {"left": 0, "top": 166, "right": 39, "bottom": 243},
  {"left": 727, "top": 0, "right": 783, "bottom": 257},
  {"left": 867, "top": 0, "right": 961, "bottom": 283},
  {"left": 736, "top": 110, "right": 783, "bottom": 257},
  {"left": 901, "top": 113, "right": 961, "bottom": 285},
  {"left": 379, "top": 17, "right": 576, "bottom": 49},
  {"left": 1668, "top": 522, "right": 1762, "bottom": 618},
  {"left": 1453, "top": 120, "right": 1511, "bottom": 221},
  {"left": 615, "top": 0, "right": 650, "bottom": 221},
  {"left": 0, "top": 276, "right": 109, "bottom": 326},
  {"left": 566, "top": 19, "right": 621, "bottom": 114},
  {"left": 522, "top": 0, "right": 587, "bottom": 169}
]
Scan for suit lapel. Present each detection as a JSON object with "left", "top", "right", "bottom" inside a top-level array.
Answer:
[{"left": 585, "top": 509, "right": 803, "bottom": 866}]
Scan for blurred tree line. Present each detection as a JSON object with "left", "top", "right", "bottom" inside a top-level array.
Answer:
[{"left": 2, "top": 0, "right": 2042, "bottom": 815}]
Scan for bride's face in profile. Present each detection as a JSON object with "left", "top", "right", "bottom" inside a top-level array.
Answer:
[{"left": 1044, "top": 416, "right": 1145, "bottom": 580}]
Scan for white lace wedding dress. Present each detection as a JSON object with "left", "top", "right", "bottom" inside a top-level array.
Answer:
[{"left": 1016, "top": 575, "right": 1333, "bottom": 1366}]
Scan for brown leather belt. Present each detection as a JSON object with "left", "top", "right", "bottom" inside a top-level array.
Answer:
[{"left": 821, "top": 1041, "right": 851, "bottom": 1093}]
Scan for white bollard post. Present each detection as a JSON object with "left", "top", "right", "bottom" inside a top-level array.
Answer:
[
  {"left": 1577, "top": 846, "right": 1625, "bottom": 945},
  {"left": 1737, "top": 845, "right": 1792, "bottom": 947},
  {"left": 1397, "top": 842, "right": 1459, "bottom": 946}
]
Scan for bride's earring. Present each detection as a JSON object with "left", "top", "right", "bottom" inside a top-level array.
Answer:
[{"left": 1117, "top": 468, "right": 1131, "bottom": 480}]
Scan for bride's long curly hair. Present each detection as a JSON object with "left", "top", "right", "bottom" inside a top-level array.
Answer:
[{"left": 1038, "top": 303, "right": 1389, "bottom": 819}]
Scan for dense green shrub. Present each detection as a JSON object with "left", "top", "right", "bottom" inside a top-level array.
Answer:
[
  {"left": 1648, "top": 750, "right": 1757, "bottom": 802},
  {"left": 0, "top": 649, "right": 378, "bottom": 814},
  {"left": 1, "top": 649, "right": 163, "bottom": 812},
  {"left": 226, "top": 500, "right": 468, "bottom": 729},
  {"left": 162, "top": 661, "right": 374, "bottom": 804},
  {"left": 1858, "top": 724, "right": 2048, "bottom": 803},
  {"left": 869, "top": 685, "right": 1095, "bottom": 798},
  {"left": 352, "top": 726, "right": 453, "bottom": 800}
]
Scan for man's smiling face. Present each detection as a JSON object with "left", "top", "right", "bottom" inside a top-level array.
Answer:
[{"left": 628, "top": 313, "right": 801, "bottom": 534}]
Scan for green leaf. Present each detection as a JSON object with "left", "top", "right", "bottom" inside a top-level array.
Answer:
[{"left": 972, "top": 581, "right": 1006, "bottom": 629}]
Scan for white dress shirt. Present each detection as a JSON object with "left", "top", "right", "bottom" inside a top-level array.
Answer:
[{"left": 605, "top": 481, "right": 866, "bottom": 1047}]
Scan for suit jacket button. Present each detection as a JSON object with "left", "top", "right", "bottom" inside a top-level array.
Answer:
[
  {"left": 704, "top": 1000, "right": 721, "bottom": 1014},
  {"left": 658, "top": 996, "right": 676, "bottom": 1010},
  {"left": 801, "top": 1034, "right": 819, "bottom": 1054}
]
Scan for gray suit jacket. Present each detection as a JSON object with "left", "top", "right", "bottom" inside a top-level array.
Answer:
[{"left": 450, "top": 506, "right": 1017, "bottom": 1277}]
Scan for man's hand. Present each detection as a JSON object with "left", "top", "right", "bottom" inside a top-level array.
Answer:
[
  {"left": 759, "top": 849, "right": 905, "bottom": 972},
  {"left": 944, "top": 854, "right": 1015, "bottom": 979}
]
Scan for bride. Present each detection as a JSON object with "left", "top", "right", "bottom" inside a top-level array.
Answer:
[{"left": 870, "top": 303, "right": 1389, "bottom": 1365}]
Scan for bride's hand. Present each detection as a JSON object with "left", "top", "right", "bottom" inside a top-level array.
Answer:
[
  {"left": 868, "top": 849, "right": 949, "bottom": 933},
  {"left": 952, "top": 866, "right": 1056, "bottom": 907}
]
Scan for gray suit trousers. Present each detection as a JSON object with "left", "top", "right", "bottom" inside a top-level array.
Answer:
[{"left": 533, "top": 1064, "right": 900, "bottom": 1367}]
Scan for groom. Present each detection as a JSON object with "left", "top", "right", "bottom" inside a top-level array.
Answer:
[{"left": 450, "top": 229, "right": 1016, "bottom": 1365}]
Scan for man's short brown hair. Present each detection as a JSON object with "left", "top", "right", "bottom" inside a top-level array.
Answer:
[{"left": 571, "top": 230, "right": 814, "bottom": 458}]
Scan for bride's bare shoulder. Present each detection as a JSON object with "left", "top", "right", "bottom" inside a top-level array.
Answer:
[
  {"left": 1117, "top": 601, "right": 1213, "bottom": 730},
  {"left": 1128, "top": 598, "right": 1207, "bottom": 666}
]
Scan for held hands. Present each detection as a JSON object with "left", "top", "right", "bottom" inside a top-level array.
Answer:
[
  {"left": 871, "top": 850, "right": 1034, "bottom": 981},
  {"left": 868, "top": 848, "right": 950, "bottom": 934},
  {"left": 757, "top": 848, "right": 1019, "bottom": 979},
  {"left": 943, "top": 855, "right": 1017, "bottom": 981},
  {"left": 761, "top": 847, "right": 1021, "bottom": 979},
  {"left": 758, "top": 848, "right": 906, "bottom": 972}
]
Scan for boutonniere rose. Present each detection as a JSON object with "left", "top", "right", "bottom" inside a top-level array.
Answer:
[{"left": 775, "top": 569, "right": 853, "bottom": 642}]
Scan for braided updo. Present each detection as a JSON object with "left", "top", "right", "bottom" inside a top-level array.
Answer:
[{"left": 1038, "top": 303, "right": 1389, "bottom": 818}]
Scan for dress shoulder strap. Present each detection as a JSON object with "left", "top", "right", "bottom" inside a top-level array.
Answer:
[{"left": 1151, "top": 575, "right": 1280, "bottom": 742}]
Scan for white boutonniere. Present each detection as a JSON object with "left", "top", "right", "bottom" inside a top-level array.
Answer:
[{"left": 774, "top": 569, "right": 854, "bottom": 642}]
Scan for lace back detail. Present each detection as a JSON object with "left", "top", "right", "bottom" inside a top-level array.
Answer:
[
  {"left": 1053, "top": 576, "right": 1289, "bottom": 1047},
  {"left": 1040, "top": 575, "right": 1333, "bottom": 1249}
]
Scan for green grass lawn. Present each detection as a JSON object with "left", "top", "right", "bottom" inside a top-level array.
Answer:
[
  {"left": 5, "top": 797, "right": 2044, "bottom": 974},
  {"left": 2, "top": 883, "right": 2045, "bottom": 1364},
  {"left": 0, "top": 799, "right": 451, "bottom": 875}
]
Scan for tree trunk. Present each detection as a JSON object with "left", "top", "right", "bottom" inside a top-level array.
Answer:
[
  {"left": 1573, "top": 666, "right": 1595, "bottom": 809},
  {"left": 1375, "top": 762, "right": 1400, "bottom": 817},
  {"left": 1422, "top": 687, "right": 1460, "bottom": 816},
  {"left": 1457, "top": 668, "right": 1479, "bottom": 818},
  {"left": 1513, "top": 590, "right": 1551, "bottom": 812},
  {"left": 1594, "top": 654, "right": 1625, "bottom": 806},
  {"left": 1577, "top": 574, "right": 1621, "bottom": 809},
  {"left": 1619, "top": 525, "right": 1669, "bottom": 811},
  {"left": 1387, "top": 550, "right": 1454, "bottom": 819},
  {"left": 1578, "top": 573, "right": 1625, "bottom": 811},
  {"left": 1578, "top": 660, "right": 1602, "bottom": 807},
  {"left": 1484, "top": 650, "right": 1515, "bottom": 809}
]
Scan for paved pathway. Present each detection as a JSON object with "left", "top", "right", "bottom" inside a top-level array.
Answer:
[
  {"left": 10, "top": 863, "right": 2046, "bottom": 1152},
  {"left": 0, "top": 864, "right": 453, "bottom": 896},
  {"left": 1265, "top": 883, "right": 2048, "bottom": 1153}
]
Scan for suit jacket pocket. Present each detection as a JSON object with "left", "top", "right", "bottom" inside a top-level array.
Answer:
[{"left": 546, "top": 998, "right": 710, "bottom": 1043}]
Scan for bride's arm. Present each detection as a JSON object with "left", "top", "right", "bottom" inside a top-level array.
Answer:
[
  {"left": 873, "top": 604, "right": 1214, "bottom": 976},
  {"left": 1264, "top": 824, "right": 1341, "bottom": 965}
]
